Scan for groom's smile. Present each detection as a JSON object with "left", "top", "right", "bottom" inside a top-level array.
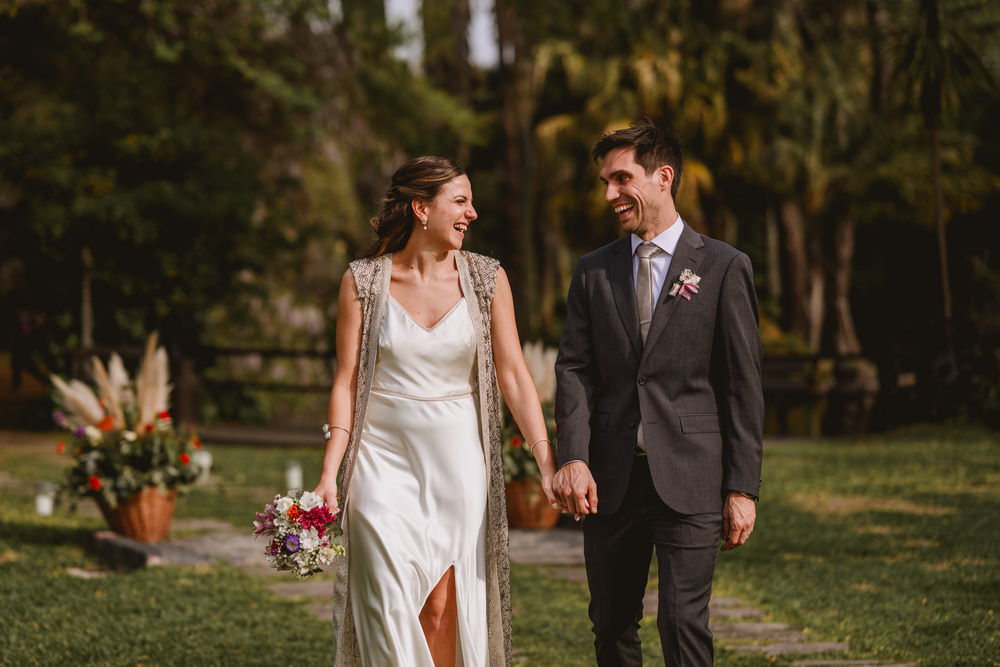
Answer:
[{"left": 599, "top": 147, "right": 674, "bottom": 240}]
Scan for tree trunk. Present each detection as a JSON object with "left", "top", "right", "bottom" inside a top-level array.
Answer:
[
  {"left": 81, "top": 246, "right": 93, "bottom": 349},
  {"left": 766, "top": 206, "right": 782, "bottom": 303},
  {"left": 930, "top": 118, "right": 952, "bottom": 353},
  {"left": 496, "top": 0, "right": 538, "bottom": 334},
  {"left": 778, "top": 199, "right": 809, "bottom": 342},
  {"left": 807, "top": 231, "right": 825, "bottom": 353},
  {"left": 831, "top": 216, "right": 861, "bottom": 355},
  {"left": 422, "top": 0, "right": 471, "bottom": 99}
]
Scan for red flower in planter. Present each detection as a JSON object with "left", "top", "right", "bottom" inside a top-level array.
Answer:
[
  {"left": 56, "top": 442, "right": 66, "bottom": 454},
  {"left": 512, "top": 435, "right": 522, "bottom": 448},
  {"left": 97, "top": 415, "right": 115, "bottom": 432},
  {"left": 179, "top": 452, "right": 191, "bottom": 465},
  {"left": 192, "top": 439, "right": 203, "bottom": 450},
  {"left": 88, "top": 475, "right": 102, "bottom": 491},
  {"left": 158, "top": 411, "right": 171, "bottom": 421}
]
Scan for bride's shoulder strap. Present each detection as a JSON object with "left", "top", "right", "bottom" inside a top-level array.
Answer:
[
  {"left": 348, "top": 256, "right": 382, "bottom": 302},
  {"left": 462, "top": 251, "right": 501, "bottom": 302}
]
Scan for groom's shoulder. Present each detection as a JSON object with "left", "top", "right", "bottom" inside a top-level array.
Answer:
[
  {"left": 576, "top": 237, "right": 626, "bottom": 269},
  {"left": 696, "top": 232, "right": 748, "bottom": 264}
]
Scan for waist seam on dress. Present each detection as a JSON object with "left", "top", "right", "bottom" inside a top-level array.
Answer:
[{"left": 370, "top": 386, "right": 475, "bottom": 402}]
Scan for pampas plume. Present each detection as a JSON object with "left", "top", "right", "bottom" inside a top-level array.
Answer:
[
  {"left": 51, "top": 375, "right": 105, "bottom": 427},
  {"left": 135, "top": 332, "right": 172, "bottom": 429},
  {"left": 522, "top": 341, "right": 558, "bottom": 404},
  {"left": 90, "top": 356, "right": 125, "bottom": 429}
]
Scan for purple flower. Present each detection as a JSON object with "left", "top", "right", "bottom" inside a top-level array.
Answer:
[
  {"left": 284, "top": 534, "right": 300, "bottom": 553},
  {"left": 73, "top": 427, "right": 86, "bottom": 438},
  {"left": 53, "top": 412, "right": 69, "bottom": 429}
]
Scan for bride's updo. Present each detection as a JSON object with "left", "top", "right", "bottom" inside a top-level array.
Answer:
[{"left": 361, "top": 156, "right": 465, "bottom": 258}]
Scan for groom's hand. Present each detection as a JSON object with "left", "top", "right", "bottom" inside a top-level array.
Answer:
[
  {"left": 721, "top": 492, "right": 756, "bottom": 551},
  {"left": 553, "top": 461, "right": 598, "bottom": 517}
]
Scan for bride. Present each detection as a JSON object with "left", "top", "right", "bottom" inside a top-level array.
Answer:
[{"left": 313, "top": 156, "right": 557, "bottom": 666}]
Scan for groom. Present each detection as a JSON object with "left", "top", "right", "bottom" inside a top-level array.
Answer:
[{"left": 553, "top": 120, "right": 764, "bottom": 666}]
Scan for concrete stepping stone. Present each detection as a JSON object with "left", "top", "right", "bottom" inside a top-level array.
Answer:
[
  {"left": 711, "top": 621, "right": 805, "bottom": 642},
  {"left": 792, "top": 662, "right": 917, "bottom": 667},
  {"left": 733, "top": 641, "right": 851, "bottom": 656},
  {"left": 509, "top": 528, "right": 585, "bottom": 565},
  {"left": 710, "top": 606, "right": 766, "bottom": 618}
]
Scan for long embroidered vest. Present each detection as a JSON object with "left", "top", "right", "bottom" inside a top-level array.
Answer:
[{"left": 330, "top": 251, "right": 511, "bottom": 666}]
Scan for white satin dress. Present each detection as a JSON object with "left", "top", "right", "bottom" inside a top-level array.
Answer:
[{"left": 348, "top": 294, "right": 489, "bottom": 666}]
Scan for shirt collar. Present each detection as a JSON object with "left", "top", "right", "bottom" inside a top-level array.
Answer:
[{"left": 630, "top": 215, "right": 684, "bottom": 257}]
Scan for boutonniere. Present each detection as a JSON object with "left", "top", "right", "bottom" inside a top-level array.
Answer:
[{"left": 668, "top": 269, "right": 701, "bottom": 301}]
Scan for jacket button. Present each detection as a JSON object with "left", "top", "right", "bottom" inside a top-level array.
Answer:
[{"left": 638, "top": 376, "right": 647, "bottom": 386}]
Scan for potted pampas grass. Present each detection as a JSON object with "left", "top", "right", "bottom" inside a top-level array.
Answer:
[{"left": 50, "top": 333, "right": 207, "bottom": 542}]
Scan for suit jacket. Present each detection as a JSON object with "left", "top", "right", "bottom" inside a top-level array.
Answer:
[{"left": 555, "top": 223, "right": 764, "bottom": 516}]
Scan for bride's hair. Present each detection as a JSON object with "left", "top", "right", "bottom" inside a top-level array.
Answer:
[{"left": 360, "top": 156, "right": 465, "bottom": 258}]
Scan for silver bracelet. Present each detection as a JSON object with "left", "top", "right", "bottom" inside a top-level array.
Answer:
[
  {"left": 529, "top": 438, "right": 551, "bottom": 454},
  {"left": 322, "top": 424, "right": 351, "bottom": 441}
]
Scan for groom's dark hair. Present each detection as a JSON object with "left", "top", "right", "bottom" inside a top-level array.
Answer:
[{"left": 592, "top": 119, "right": 683, "bottom": 198}]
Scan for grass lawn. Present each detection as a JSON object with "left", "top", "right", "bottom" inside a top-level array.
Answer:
[{"left": 2, "top": 425, "right": 997, "bottom": 665}]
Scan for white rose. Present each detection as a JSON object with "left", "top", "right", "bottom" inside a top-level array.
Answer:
[
  {"left": 299, "top": 528, "right": 320, "bottom": 551},
  {"left": 298, "top": 491, "right": 323, "bottom": 511},
  {"left": 84, "top": 425, "right": 102, "bottom": 443},
  {"left": 275, "top": 497, "right": 294, "bottom": 514},
  {"left": 122, "top": 430, "right": 137, "bottom": 442}
]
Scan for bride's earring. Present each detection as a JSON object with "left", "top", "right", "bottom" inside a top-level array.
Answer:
[{"left": 420, "top": 217, "right": 428, "bottom": 231}]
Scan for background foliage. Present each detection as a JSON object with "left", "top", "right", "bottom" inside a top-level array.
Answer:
[{"left": 1, "top": 0, "right": 997, "bottom": 428}]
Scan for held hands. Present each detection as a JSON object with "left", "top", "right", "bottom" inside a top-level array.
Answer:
[
  {"left": 721, "top": 492, "right": 756, "bottom": 551},
  {"left": 552, "top": 461, "right": 598, "bottom": 518}
]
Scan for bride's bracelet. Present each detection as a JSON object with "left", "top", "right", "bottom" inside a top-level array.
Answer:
[
  {"left": 322, "top": 423, "right": 351, "bottom": 441},
  {"left": 529, "top": 438, "right": 551, "bottom": 454}
]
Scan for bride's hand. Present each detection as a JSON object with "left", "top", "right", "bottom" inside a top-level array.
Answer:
[
  {"left": 540, "top": 470, "right": 559, "bottom": 510},
  {"left": 313, "top": 478, "right": 340, "bottom": 515}
]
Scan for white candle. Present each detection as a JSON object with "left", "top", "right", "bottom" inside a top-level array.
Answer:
[
  {"left": 193, "top": 450, "right": 213, "bottom": 484},
  {"left": 286, "top": 461, "right": 303, "bottom": 491},
  {"left": 35, "top": 493, "right": 54, "bottom": 516}
]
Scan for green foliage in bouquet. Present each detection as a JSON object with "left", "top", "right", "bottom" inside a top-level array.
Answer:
[
  {"left": 502, "top": 342, "right": 558, "bottom": 483},
  {"left": 51, "top": 334, "right": 208, "bottom": 507}
]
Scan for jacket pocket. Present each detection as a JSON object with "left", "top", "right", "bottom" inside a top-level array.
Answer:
[
  {"left": 679, "top": 413, "right": 720, "bottom": 434},
  {"left": 592, "top": 412, "right": 610, "bottom": 432}
]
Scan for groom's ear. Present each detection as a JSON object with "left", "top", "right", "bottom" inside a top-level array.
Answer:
[{"left": 657, "top": 165, "right": 674, "bottom": 192}]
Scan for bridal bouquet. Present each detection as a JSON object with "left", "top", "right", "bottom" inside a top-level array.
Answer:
[{"left": 253, "top": 490, "right": 344, "bottom": 579}]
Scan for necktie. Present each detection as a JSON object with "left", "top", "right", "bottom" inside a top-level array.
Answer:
[{"left": 635, "top": 242, "right": 663, "bottom": 343}]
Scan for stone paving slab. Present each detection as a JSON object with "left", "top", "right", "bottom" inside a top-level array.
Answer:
[
  {"left": 710, "top": 606, "right": 767, "bottom": 618},
  {"left": 508, "top": 527, "right": 584, "bottom": 565},
  {"left": 792, "top": 661, "right": 917, "bottom": 667},
  {"left": 734, "top": 641, "right": 851, "bottom": 656},
  {"left": 711, "top": 622, "right": 805, "bottom": 642}
]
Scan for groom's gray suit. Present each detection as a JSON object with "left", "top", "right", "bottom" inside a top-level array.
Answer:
[{"left": 555, "top": 221, "right": 763, "bottom": 665}]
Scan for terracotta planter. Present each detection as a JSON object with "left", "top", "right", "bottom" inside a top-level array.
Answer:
[
  {"left": 505, "top": 478, "right": 559, "bottom": 529},
  {"left": 96, "top": 487, "right": 178, "bottom": 542}
]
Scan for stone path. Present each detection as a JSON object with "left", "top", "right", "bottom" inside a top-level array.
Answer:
[{"left": 88, "top": 520, "right": 914, "bottom": 666}]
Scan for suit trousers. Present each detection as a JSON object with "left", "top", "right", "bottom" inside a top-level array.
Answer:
[{"left": 582, "top": 455, "right": 722, "bottom": 666}]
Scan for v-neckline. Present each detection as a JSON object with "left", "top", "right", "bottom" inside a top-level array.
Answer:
[{"left": 388, "top": 294, "right": 466, "bottom": 332}]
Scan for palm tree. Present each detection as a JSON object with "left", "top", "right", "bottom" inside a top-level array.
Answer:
[{"left": 892, "top": 0, "right": 995, "bottom": 355}]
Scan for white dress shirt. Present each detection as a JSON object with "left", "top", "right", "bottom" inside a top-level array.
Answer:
[{"left": 631, "top": 215, "right": 685, "bottom": 309}]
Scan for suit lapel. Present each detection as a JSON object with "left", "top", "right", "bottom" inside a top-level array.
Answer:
[
  {"left": 641, "top": 225, "right": 705, "bottom": 360},
  {"left": 608, "top": 237, "right": 643, "bottom": 358}
]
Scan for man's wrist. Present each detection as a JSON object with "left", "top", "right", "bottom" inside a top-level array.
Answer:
[{"left": 728, "top": 489, "right": 758, "bottom": 502}]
